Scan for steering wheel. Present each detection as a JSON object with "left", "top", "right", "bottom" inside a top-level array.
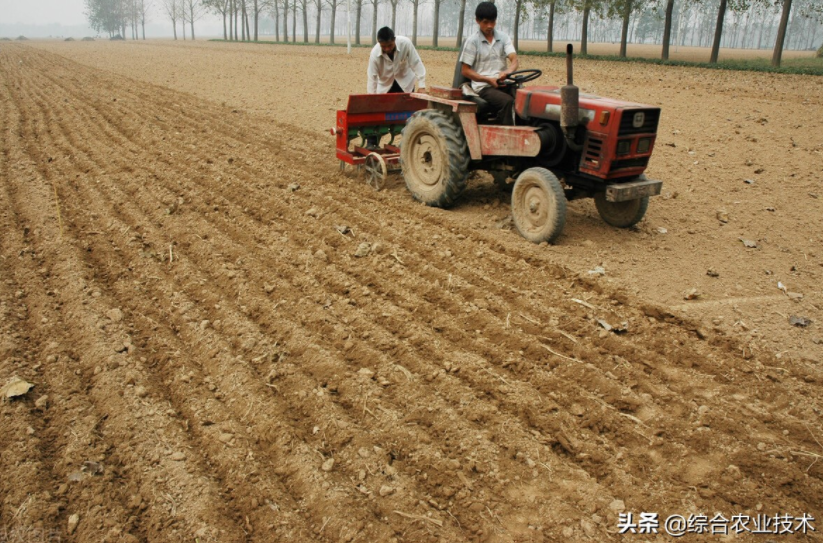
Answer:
[{"left": 500, "top": 69, "right": 542, "bottom": 86}]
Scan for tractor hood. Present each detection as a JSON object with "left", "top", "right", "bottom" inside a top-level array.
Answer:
[{"left": 516, "top": 86, "right": 659, "bottom": 130}]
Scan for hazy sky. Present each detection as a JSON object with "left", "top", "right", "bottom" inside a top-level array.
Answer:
[{"left": 0, "top": 0, "right": 88, "bottom": 26}]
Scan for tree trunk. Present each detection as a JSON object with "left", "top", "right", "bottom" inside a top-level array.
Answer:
[
  {"left": 433, "top": 0, "right": 440, "bottom": 47},
  {"left": 355, "top": 0, "right": 362, "bottom": 45},
  {"left": 412, "top": 0, "right": 418, "bottom": 45},
  {"left": 315, "top": 1, "right": 321, "bottom": 43},
  {"left": 619, "top": 0, "right": 632, "bottom": 57},
  {"left": 710, "top": 0, "right": 727, "bottom": 63},
  {"left": 661, "top": 0, "right": 674, "bottom": 59},
  {"left": 284, "top": 0, "right": 289, "bottom": 41},
  {"left": 303, "top": 0, "right": 308, "bottom": 42},
  {"left": 391, "top": 0, "right": 397, "bottom": 31},
  {"left": 292, "top": 0, "right": 296, "bottom": 41},
  {"left": 513, "top": 0, "right": 522, "bottom": 50},
  {"left": 330, "top": 0, "right": 336, "bottom": 44},
  {"left": 253, "top": 0, "right": 258, "bottom": 40},
  {"left": 456, "top": 0, "right": 466, "bottom": 48},
  {"left": 546, "top": 0, "right": 555, "bottom": 52},
  {"left": 581, "top": 5, "right": 590, "bottom": 55},
  {"left": 371, "top": 0, "right": 378, "bottom": 44},
  {"left": 274, "top": 1, "right": 279, "bottom": 40},
  {"left": 771, "top": 0, "right": 792, "bottom": 67}
]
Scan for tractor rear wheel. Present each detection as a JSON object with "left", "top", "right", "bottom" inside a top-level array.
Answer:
[
  {"left": 400, "top": 110, "right": 469, "bottom": 208},
  {"left": 594, "top": 189, "right": 649, "bottom": 228},
  {"left": 511, "top": 168, "right": 566, "bottom": 244}
]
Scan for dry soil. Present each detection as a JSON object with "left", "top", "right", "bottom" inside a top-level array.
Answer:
[{"left": 1, "top": 40, "right": 822, "bottom": 543}]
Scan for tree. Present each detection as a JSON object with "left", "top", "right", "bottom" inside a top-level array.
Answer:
[
  {"left": 513, "top": 0, "right": 525, "bottom": 49},
  {"left": 355, "top": 0, "right": 363, "bottom": 44},
  {"left": 410, "top": 0, "right": 421, "bottom": 45},
  {"left": 369, "top": 0, "right": 380, "bottom": 44},
  {"left": 253, "top": 0, "right": 259, "bottom": 39},
  {"left": 300, "top": 0, "right": 308, "bottom": 42},
  {"left": 388, "top": 0, "right": 399, "bottom": 30},
  {"left": 661, "top": 0, "right": 675, "bottom": 59},
  {"left": 432, "top": 0, "right": 442, "bottom": 46},
  {"left": 311, "top": 0, "right": 323, "bottom": 42},
  {"left": 248, "top": 0, "right": 276, "bottom": 40},
  {"left": 160, "top": 0, "right": 182, "bottom": 38},
  {"left": 85, "top": 0, "right": 129, "bottom": 37},
  {"left": 291, "top": 0, "right": 297, "bottom": 41},
  {"left": 566, "top": 0, "right": 606, "bottom": 54},
  {"left": 771, "top": 0, "right": 792, "bottom": 66},
  {"left": 546, "top": 0, "right": 557, "bottom": 52},
  {"left": 283, "top": 0, "right": 289, "bottom": 41},
  {"left": 455, "top": 0, "right": 467, "bottom": 48},
  {"left": 326, "top": 0, "right": 340, "bottom": 44},
  {"left": 135, "top": 0, "right": 150, "bottom": 39},
  {"left": 182, "top": 0, "right": 204, "bottom": 38},
  {"left": 609, "top": 0, "right": 647, "bottom": 57},
  {"left": 709, "top": 0, "right": 727, "bottom": 62}
]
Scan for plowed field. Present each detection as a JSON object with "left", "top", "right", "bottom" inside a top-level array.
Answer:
[{"left": 1, "top": 40, "right": 822, "bottom": 543}]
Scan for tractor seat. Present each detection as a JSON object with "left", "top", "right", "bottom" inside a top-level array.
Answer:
[{"left": 452, "top": 49, "right": 497, "bottom": 124}]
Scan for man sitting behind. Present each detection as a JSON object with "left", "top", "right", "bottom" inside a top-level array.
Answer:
[
  {"left": 460, "top": 1, "right": 519, "bottom": 125},
  {"left": 367, "top": 27, "right": 427, "bottom": 95},
  {"left": 365, "top": 27, "right": 427, "bottom": 148}
]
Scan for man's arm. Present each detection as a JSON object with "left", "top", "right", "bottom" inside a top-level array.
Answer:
[
  {"left": 408, "top": 44, "right": 427, "bottom": 91},
  {"left": 498, "top": 53, "right": 519, "bottom": 81},
  {"left": 461, "top": 63, "right": 500, "bottom": 88},
  {"left": 366, "top": 50, "right": 380, "bottom": 94}
]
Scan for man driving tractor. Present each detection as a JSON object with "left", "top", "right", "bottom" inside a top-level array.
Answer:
[{"left": 459, "top": 1, "right": 519, "bottom": 125}]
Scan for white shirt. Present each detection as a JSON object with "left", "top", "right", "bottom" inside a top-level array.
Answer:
[
  {"left": 367, "top": 36, "right": 427, "bottom": 94},
  {"left": 460, "top": 29, "right": 516, "bottom": 93}
]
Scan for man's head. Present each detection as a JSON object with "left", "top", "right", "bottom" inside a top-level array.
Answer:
[
  {"left": 475, "top": 2, "right": 497, "bottom": 39},
  {"left": 377, "top": 27, "right": 396, "bottom": 55}
]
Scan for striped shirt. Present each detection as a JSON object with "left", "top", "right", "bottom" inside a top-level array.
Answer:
[{"left": 460, "top": 29, "right": 516, "bottom": 93}]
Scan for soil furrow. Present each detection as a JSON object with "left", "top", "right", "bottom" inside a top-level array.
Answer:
[{"left": 2, "top": 42, "right": 821, "bottom": 543}]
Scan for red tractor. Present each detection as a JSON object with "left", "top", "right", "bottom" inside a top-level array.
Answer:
[{"left": 400, "top": 44, "right": 662, "bottom": 243}]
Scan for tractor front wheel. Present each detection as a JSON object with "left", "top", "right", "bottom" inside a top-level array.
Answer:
[
  {"left": 511, "top": 168, "right": 566, "bottom": 244},
  {"left": 594, "top": 193, "right": 649, "bottom": 228},
  {"left": 400, "top": 110, "right": 469, "bottom": 208}
]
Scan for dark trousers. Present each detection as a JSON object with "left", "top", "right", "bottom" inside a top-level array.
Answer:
[
  {"left": 479, "top": 86, "right": 515, "bottom": 126},
  {"left": 388, "top": 80, "right": 404, "bottom": 93}
]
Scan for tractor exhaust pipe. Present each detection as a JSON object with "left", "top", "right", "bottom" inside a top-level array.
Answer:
[{"left": 560, "top": 44, "right": 582, "bottom": 151}]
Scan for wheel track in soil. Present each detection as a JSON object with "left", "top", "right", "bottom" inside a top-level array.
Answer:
[{"left": 1, "top": 44, "right": 821, "bottom": 543}]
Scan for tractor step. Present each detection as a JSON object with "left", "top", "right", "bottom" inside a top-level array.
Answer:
[{"left": 605, "top": 178, "right": 662, "bottom": 202}]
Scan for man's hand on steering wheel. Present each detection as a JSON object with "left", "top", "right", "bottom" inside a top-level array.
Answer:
[{"left": 499, "top": 69, "right": 542, "bottom": 87}]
